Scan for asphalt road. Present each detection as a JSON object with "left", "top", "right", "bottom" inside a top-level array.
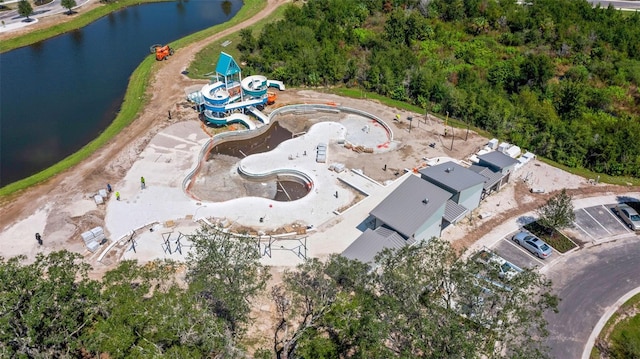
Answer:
[
  {"left": 588, "top": 0, "right": 640, "bottom": 10},
  {"left": 544, "top": 235, "right": 640, "bottom": 359}
]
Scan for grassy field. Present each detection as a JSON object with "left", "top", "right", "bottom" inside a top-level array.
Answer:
[
  {"left": 2, "top": 0, "right": 638, "bottom": 197},
  {"left": 591, "top": 292, "right": 640, "bottom": 359},
  {"left": 0, "top": 0, "right": 267, "bottom": 198},
  {"left": 187, "top": 1, "right": 288, "bottom": 79}
]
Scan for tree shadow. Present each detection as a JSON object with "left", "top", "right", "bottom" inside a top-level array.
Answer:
[
  {"left": 616, "top": 195, "right": 639, "bottom": 204},
  {"left": 66, "top": 10, "right": 78, "bottom": 16},
  {"left": 617, "top": 195, "right": 640, "bottom": 212},
  {"left": 516, "top": 215, "right": 536, "bottom": 227}
]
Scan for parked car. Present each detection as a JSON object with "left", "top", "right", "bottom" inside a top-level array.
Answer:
[
  {"left": 474, "top": 249, "right": 523, "bottom": 280},
  {"left": 613, "top": 203, "right": 640, "bottom": 231},
  {"left": 512, "top": 231, "right": 552, "bottom": 259}
]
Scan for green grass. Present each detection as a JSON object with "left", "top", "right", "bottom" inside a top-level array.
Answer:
[
  {"left": 591, "top": 293, "right": 640, "bottom": 359},
  {"left": 3, "top": 0, "right": 638, "bottom": 197},
  {"left": 609, "top": 314, "right": 640, "bottom": 359},
  {"left": 187, "top": 1, "right": 288, "bottom": 79},
  {"left": 523, "top": 222, "right": 578, "bottom": 253},
  {"left": 0, "top": 0, "right": 267, "bottom": 198}
]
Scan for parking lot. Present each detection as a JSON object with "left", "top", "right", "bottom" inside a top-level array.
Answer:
[
  {"left": 486, "top": 204, "right": 637, "bottom": 272},
  {"left": 492, "top": 234, "right": 547, "bottom": 270},
  {"left": 572, "top": 204, "right": 632, "bottom": 241}
]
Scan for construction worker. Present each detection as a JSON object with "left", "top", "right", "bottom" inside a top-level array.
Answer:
[
  {"left": 116, "top": 191, "right": 120, "bottom": 201},
  {"left": 140, "top": 176, "right": 146, "bottom": 189}
]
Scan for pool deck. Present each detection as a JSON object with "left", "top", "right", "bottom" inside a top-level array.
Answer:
[{"left": 103, "top": 115, "right": 404, "bottom": 267}]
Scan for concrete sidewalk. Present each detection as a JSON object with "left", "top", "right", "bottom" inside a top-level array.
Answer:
[{"left": 0, "top": 0, "right": 93, "bottom": 34}]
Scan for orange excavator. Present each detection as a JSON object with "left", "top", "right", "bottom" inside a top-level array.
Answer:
[
  {"left": 267, "top": 92, "right": 277, "bottom": 105},
  {"left": 150, "top": 44, "right": 174, "bottom": 61}
]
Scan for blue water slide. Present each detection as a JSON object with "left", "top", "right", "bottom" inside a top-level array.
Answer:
[
  {"left": 241, "top": 75, "right": 268, "bottom": 98},
  {"left": 201, "top": 82, "right": 229, "bottom": 112},
  {"left": 203, "top": 110, "right": 256, "bottom": 130}
]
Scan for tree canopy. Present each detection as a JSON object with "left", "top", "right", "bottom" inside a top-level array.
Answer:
[
  {"left": 268, "top": 238, "right": 558, "bottom": 359},
  {"left": 17, "top": 0, "right": 33, "bottom": 20},
  {"left": 0, "top": 227, "right": 269, "bottom": 358},
  {"left": 0, "top": 233, "right": 558, "bottom": 358},
  {"left": 536, "top": 188, "right": 576, "bottom": 234},
  {"left": 237, "top": 0, "right": 640, "bottom": 177},
  {"left": 61, "top": 0, "right": 76, "bottom": 15}
]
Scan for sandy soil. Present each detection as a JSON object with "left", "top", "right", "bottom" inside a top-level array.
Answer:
[
  {"left": 0, "top": 0, "right": 288, "bottom": 265},
  {"left": 2, "top": 3, "right": 639, "bottom": 355},
  {"left": 1, "top": 0, "right": 638, "bottom": 274}
]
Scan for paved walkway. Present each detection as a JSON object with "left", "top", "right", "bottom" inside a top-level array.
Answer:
[{"left": 0, "top": 0, "right": 93, "bottom": 34}]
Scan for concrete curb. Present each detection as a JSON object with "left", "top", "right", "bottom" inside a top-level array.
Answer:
[{"left": 582, "top": 287, "right": 640, "bottom": 359}]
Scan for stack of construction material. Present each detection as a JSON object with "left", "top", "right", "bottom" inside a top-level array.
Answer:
[
  {"left": 316, "top": 143, "right": 327, "bottom": 163},
  {"left": 81, "top": 226, "right": 105, "bottom": 252}
]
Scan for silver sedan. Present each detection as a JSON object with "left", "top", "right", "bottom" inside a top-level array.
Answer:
[{"left": 512, "top": 231, "right": 553, "bottom": 259}]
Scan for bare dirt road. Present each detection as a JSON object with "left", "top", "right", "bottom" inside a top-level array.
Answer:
[
  {"left": 0, "top": 0, "right": 288, "bottom": 233},
  {"left": 1, "top": 0, "right": 637, "bottom": 268}
]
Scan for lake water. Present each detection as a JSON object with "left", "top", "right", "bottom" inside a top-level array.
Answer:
[{"left": 0, "top": 0, "right": 241, "bottom": 187}]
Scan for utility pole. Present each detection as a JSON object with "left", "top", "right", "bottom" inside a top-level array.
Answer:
[{"left": 450, "top": 125, "right": 455, "bottom": 151}]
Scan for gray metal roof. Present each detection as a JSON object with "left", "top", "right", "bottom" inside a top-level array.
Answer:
[
  {"left": 341, "top": 227, "right": 409, "bottom": 263},
  {"left": 469, "top": 165, "right": 504, "bottom": 190},
  {"left": 477, "top": 151, "right": 519, "bottom": 169},
  {"left": 369, "top": 175, "right": 451, "bottom": 238},
  {"left": 443, "top": 199, "right": 469, "bottom": 223},
  {"left": 419, "top": 161, "right": 487, "bottom": 192}
]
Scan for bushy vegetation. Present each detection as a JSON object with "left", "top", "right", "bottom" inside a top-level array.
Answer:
[
  {"left": 526, "top": 189, "right": 577, "bottom": 252},
  {"left": 0, "top": 228, "right": 270, "bottom": 358},
  {"left": 237, "top": 0, "right": 640, "bottom": 178},
  {"left": 0, "top": 234, "right": 558, "bottom": 358}
]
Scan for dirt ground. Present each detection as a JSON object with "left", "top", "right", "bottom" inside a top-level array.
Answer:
[
  {"left": 2, "top": 2, "right": 639, "bottom": 354},
  {"left": 0, "top": 0, "right": 637, "bottom": 272},
  {"left": 0, "top": 0, "right": 288, "bottom": 264}
]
